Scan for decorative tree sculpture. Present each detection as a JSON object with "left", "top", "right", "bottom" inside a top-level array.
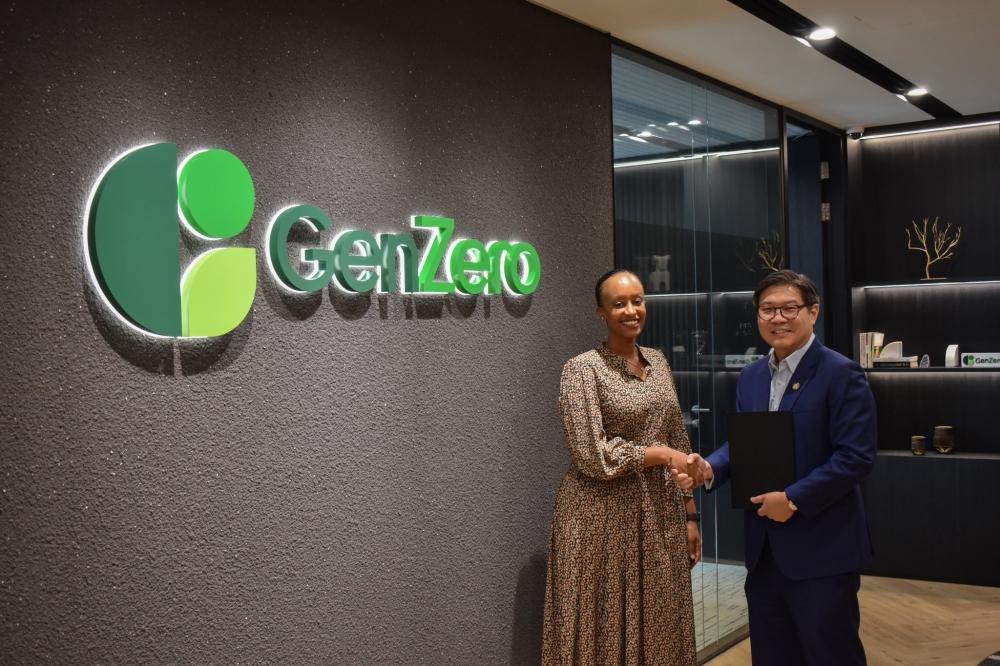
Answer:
[
  {"left": 906, "top": 217, "right": 961, "bottom": 280},
  {"left": 757, "top": 232, "right": 783, "bottom": 272},
  {"left": 736, "top": 232, "right": 784, "bottom": 273}
]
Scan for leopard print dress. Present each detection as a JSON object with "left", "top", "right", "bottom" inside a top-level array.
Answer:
[{"left": 542, "top": 343, "right": 697, "bottom": 666}]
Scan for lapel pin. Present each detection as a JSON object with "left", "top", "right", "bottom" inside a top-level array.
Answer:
[{"left": 792, "top": 382, "right": 801, "bottom": 391}]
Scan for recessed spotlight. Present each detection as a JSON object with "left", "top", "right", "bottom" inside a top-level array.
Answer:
[
  {"left": 626, "top": 136, "right": 648, "bottom": 143},
  {"left": 688, "top": 119, "right": 702, "bottom": 125},
  {"left": 619, "top": 133, "right": 629, "bottom": 137},
  {"left": 808, "top": 28, "right": 836, "bottom": 40},
  {"left": 648, "top": 124, "right": 656, "bottom": 127},
  {"left": 668, "top": 122, "right": 679, "bottom": 126},
  {"left": 897, "top": 94, "right": 908, "bottom": 102},
  {"left": 639, "top": 131, "right": 652, "bottom": 137},
  {"left": 794, "top": 37, "right": 812, "bottom": 48},
  {"left": 907, "top": 87, "right": 928, "bottom": 96}
]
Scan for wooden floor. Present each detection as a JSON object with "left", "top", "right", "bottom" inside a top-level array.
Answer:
[{"left": 706, "top": 575, "right": 1000, "bottom": 666}]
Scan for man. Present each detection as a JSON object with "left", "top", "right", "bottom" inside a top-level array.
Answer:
[{"left": 680, "top": 270, "right": 877, "bottom": 666}]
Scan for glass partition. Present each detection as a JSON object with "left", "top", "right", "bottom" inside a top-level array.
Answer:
[{"left": 611, "top": 45, "right": 782, "bottom": 662}]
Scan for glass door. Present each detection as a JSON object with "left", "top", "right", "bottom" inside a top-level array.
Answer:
[{"left": 611, "top": 45, "right": 782, "bottom": 662}]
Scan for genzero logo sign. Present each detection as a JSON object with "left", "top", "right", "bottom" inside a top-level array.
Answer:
[
  {"left": 86, "top": 143, "right": 256, "bottom": 338},
  {"left": 86, "top": 143, "right": 541, "bottom": 339}
]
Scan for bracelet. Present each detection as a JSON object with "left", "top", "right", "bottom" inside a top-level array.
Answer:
[{"left": 686, "top": 512, "right": 701, "bottom": 523}]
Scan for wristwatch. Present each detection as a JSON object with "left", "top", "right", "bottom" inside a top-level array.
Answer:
[{"left": 686, "top": 512, "right": 701, "bottom": 523}]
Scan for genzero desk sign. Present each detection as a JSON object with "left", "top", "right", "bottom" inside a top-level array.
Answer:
[{"left": 85, "top": 143, "right": 541, "bottom": 339}]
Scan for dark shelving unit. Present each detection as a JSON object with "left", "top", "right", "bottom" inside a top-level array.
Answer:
[{"left": 852, "top": 280, "right": 1000, "bottom": 587}]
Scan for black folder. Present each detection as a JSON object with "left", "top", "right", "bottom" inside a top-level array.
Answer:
[{"left": 727, "top": 411, "right": 797, "bottom": 511}]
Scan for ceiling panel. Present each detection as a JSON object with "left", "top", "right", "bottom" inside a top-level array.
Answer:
[{"left": 533, "top": 0, "right": 998, "bottom": 128}]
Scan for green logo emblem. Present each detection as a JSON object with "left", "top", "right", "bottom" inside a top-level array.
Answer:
[
  {"left": 963, "top": 354, "right": 975, "bottom": 366},
  {"left": 86, "top": 144, "right": 257, "bottom": 337}
]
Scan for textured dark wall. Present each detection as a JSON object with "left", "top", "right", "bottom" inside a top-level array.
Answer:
[{"left": 0, "top": 1, "right": 613, "bottom": 663}]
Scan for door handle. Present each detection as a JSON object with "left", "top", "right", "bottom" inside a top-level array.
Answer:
[{"left": 690, "top": 404, "right": 709, "bottom": 429}]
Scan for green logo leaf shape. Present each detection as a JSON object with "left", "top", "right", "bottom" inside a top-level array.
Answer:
[
  {"left": 182, "top": 248, "right": 256, "bottom": 337},
  {"left": 89, "top": 143, "right": 256, "bottom": 338},
  {"left": 179, "top": 150, "right": 256, "bottom": 238}
]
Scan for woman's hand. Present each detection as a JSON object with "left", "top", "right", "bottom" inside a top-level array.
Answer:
[
  {"left": 687, "top": 520, "right": 701, "bottom": 569},
  {"left": 670, "top": 453, "right": 713, "bottom": 489},
  {"left": 668, "top": 453, "right": 705, "bottom": 488}
]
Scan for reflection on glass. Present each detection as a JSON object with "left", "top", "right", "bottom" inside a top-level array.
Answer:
[{"left": 612, "top": 45, "right": 782, "bottom": 661}]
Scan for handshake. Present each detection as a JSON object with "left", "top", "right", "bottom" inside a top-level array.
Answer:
[{"left": 669, "top": 454, "right": 714, "bottom": 490}]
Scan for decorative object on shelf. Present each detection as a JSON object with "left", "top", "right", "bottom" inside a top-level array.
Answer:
[
  {"left": 724, "top": 353, "right": 764, "bottom": 368},
  {"left": 962, "top": 353, "right": 1000, "bottom": 367},
  {"left": 873, "top": 356, "right": 918, "bottom": 368},
  {"left": 933, "top": 426, "right": 955, "bottom": 454},
  {"left": 736, "top": 232, "right": 784, "bottom": 273},
  {"left": 692, "top": 329, "right": 709, "bottom": 356},
  {"left": 648, "top": 255, "right": 671, "bottom": 293},
  {"left": 757, "top": 232, "right": 783, "bottom": 272},
  {"left": 911, "top": 435, "right": 926, "bottom": 456},
  {"left": 735, "top": 321, "right": 755, "bottom": 339},
  {"left": 672, "top": 331, "right": 686, "bottom": 354},
  {"left": 945, "top": 344, "right": 960, "bottom": 367},
  {"left": 919, "top": 354, "right": 930, "bottom": 367},
  {"left": 905, "top": 217, "right": 961, "bottom": 281},
  {"left": 879, "top": 341, "right": 903, "bottom": 359},
  {"left": 859, "top": 331, "right": 885, "bottom": 368}
]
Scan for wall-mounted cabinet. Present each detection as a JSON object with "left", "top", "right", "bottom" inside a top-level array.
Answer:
[
  {"left": 848, "top": 120, "right": 1000, "bottom": 588},
  {"left": 851, "top": 280, "right": 1000, "bottom": 457}
]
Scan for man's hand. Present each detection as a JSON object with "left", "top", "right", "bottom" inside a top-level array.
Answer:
[
  {"left": 750, "top": 491, "right": 795, "bottom": 522},
  {"left": 668, "top": 454, "right": 705, "bottom": 488},
  {"left": 687, "top": 520, "right": 701, "bottom": 569},
  {"left": 670, "top": 453, "right": 713, "bottom": 490}
]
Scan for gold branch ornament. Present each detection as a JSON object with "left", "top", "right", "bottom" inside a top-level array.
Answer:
[
  {"left": 757, "top": 232, "right": 784, "bottom": 272},
  {"left": 906, "top": 217, "right": 961, "bottom": 280},
  {"left": 735, "top": 233, "right": 783, "bottom": 273}
]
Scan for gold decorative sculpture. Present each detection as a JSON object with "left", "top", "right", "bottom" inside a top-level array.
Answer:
[
  {"left": 906, "top": 217, "right": 961, "bottom": 281},
  {"left": 757, "top": 233, "right": 784, "bottom": 272},
  {"left": 736, "top": 232, "right": 784, "bottom": 273}
]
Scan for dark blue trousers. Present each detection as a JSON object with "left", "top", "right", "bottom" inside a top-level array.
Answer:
[{"left": 744, "top": 538, "right": 866, "bottom": 666}]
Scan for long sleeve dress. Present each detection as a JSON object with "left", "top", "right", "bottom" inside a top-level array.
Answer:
[{"left": 542, "top": 343, "right": 697, "bottom": 666}]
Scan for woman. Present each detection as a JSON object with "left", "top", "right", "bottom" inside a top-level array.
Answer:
[{"left": 542, "top": 269, "right": 701, "bottom": 666}]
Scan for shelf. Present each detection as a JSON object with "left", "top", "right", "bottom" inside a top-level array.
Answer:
[
  {"left": 877, "top": 450, "right": 1000, "bottom": 461},
  {"left": 864, "top": 367, "right": 1000, "bottom": 372},
  {"left": 855, "top": 279, "right": 1000, "bottom": 289},
  {"left": 644, "top": 291, "right": 752, "bottom": 300}
]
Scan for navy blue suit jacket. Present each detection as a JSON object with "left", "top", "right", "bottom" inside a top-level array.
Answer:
[{"left": 706, "top": 340, "right": 877, "bottom": 580}]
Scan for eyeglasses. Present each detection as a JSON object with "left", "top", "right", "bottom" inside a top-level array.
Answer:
[{"left": 757, "top": 304, "right": 809, "bottom": 321}]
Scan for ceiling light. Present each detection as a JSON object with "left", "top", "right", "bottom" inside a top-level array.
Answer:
[
  {"left": 860, "top": 120, "right": 999, "bottom": 140},
  {"left": 897, "top": 94, "right": 908, "bottom": 101},
  {"left": 619, "top": 133, "right": 629, "bottom": 137},
  {"left": 688, "top": 120, "right": 702, "bottom": 125},
  {"left": 648, "top": 124, "right": 656, "bottom": 127},
  {"left": 794, "top": 37, "right": 812, "bottom": 48},
  {"left": 678, "top": 125, "right": 690, "bottom": 131},
  {"left": 638, "top": 131, "right": 652, "bottom": 137},
  {"left": 808, "top": 28, "right": 836, "bottom": 40},
  {"left": 626, "top": 136, "right": 648, "bottom": 143},
  {"left": 668, "top": 122, "right": 679, "bottom": 126},
  {"left": 906, "top": 87, "right": 928, "bottom": 96}
]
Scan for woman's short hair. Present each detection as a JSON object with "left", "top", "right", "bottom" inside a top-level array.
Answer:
[
  {"left": 595, "top": 269, "right": 639, "bottom": 307},
  {"left": 752, "top": 270, "right": 820, "bottom": 308}
]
